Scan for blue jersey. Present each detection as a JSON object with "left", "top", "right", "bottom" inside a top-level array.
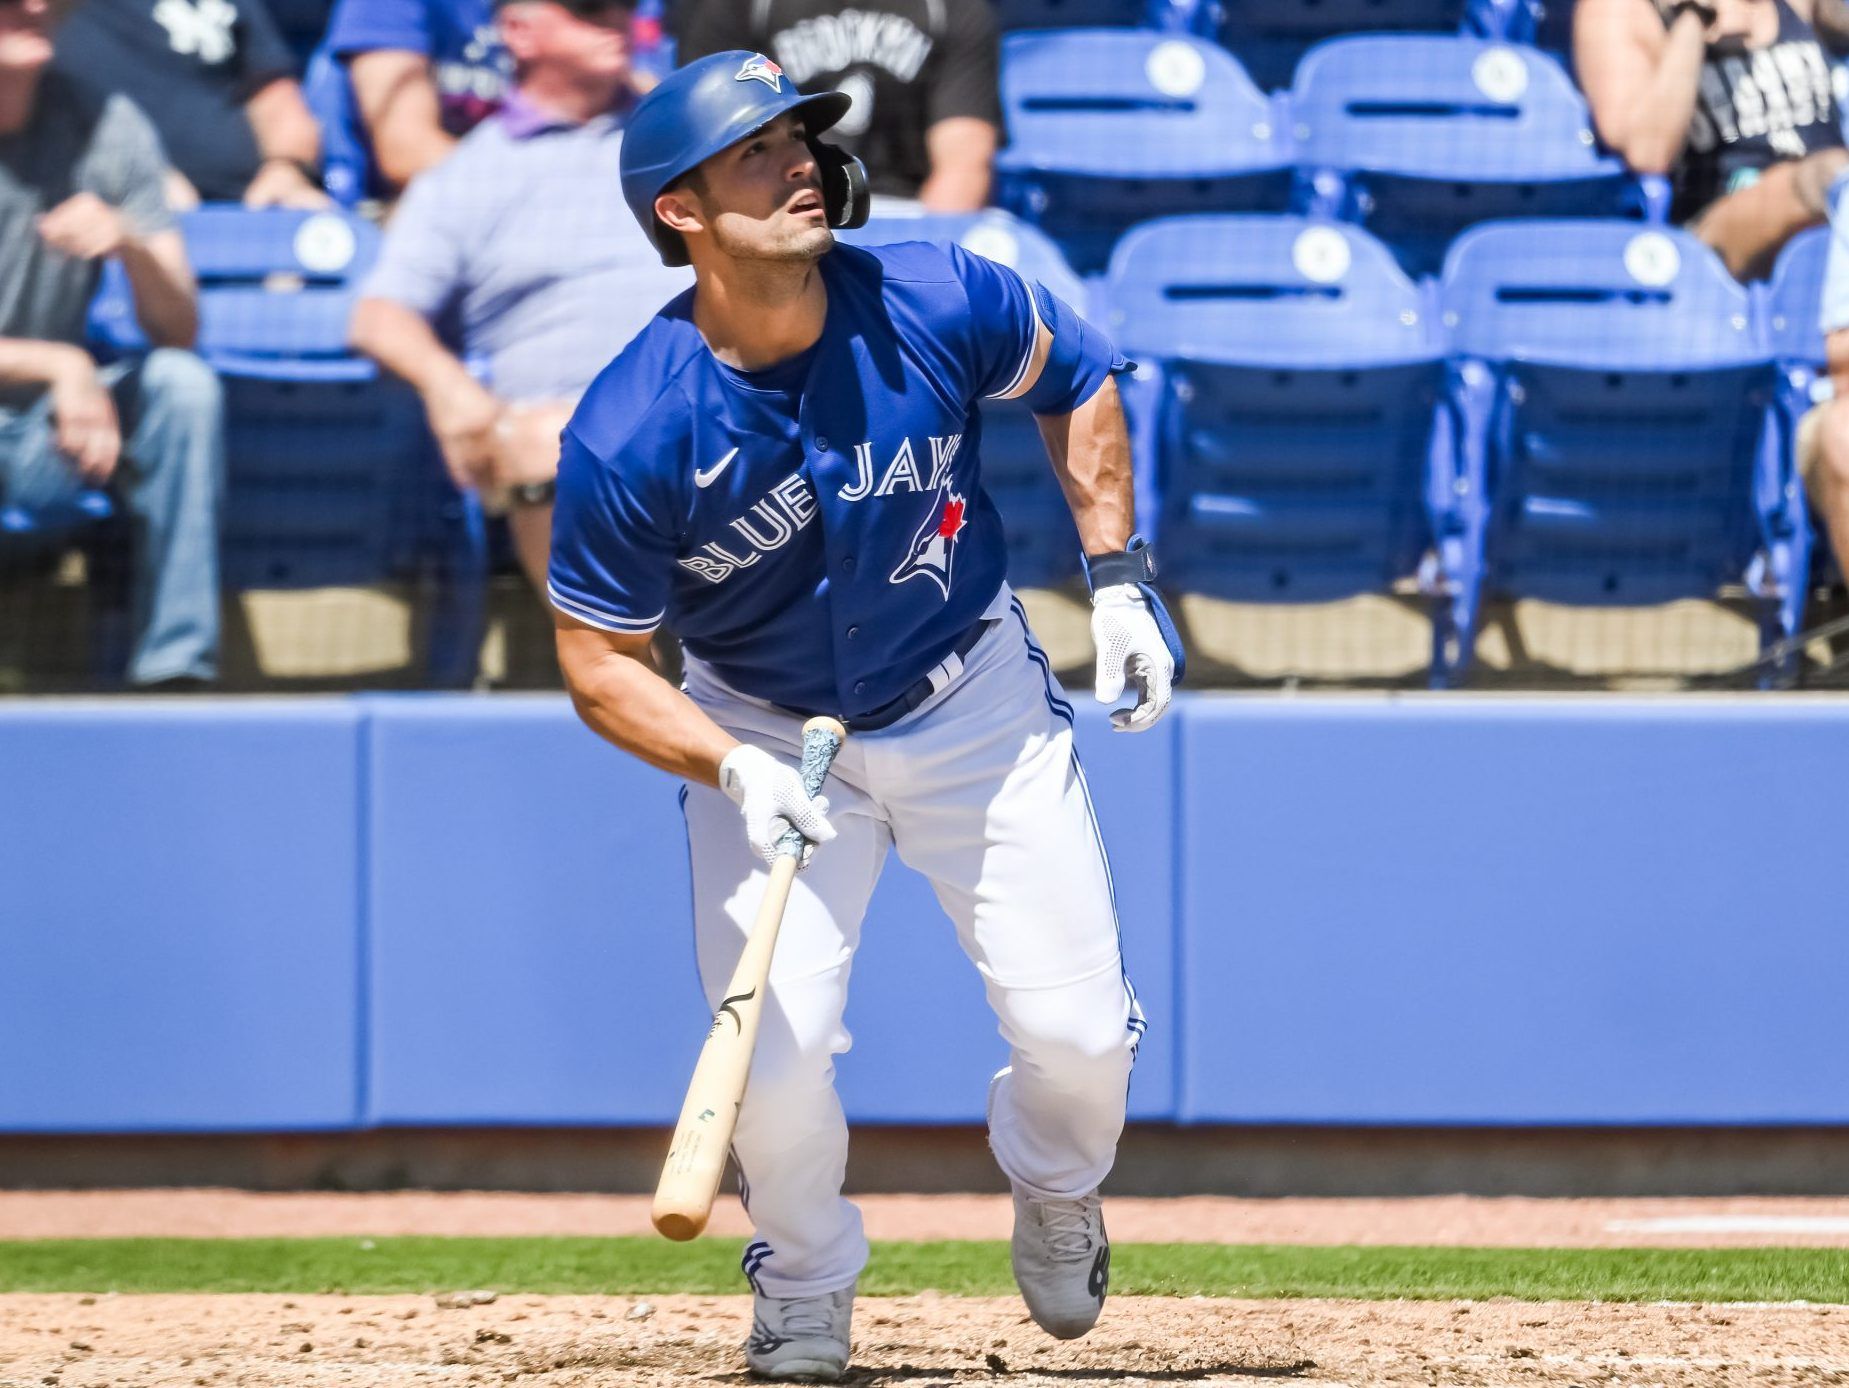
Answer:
[{"left": 548, "top": 240, "right": 1107, "bottom": 720}]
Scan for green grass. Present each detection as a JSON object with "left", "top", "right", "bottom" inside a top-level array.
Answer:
[{"left": 0, "top": 1238, "right": 1843, "bottom": 1303}]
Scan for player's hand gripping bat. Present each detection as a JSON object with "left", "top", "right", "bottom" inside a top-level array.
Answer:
[{"left": 651, "top": 715, "right": 848, "bottom": 1241}]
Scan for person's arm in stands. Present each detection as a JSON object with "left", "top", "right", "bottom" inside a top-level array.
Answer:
[
  {"left": 1574, "top": 0, "right": 1711, "bottom": 173},
  {"left": 1809, "top": 0, "right": 1849, "bottom": 49},
  {"left": 921, "top": 118, "right": 996, "bottom": 212},
  {"left": 0, "top": 340, "right": 119, "bottom": 484},
  {"left": 37, "top": 198, "right": 196, "bottom": 349},
  {"left": 243, "top": 79, "right": 332, "bottom": 208},
  {"left": 350, "top": 296, "right": 499, "bottom": 490},
  {"left": 350, "top": 49, "right": 456, "bottom": 188},
  {"left": 918, "top": 0, "right": 1001, "bottom": 211}
]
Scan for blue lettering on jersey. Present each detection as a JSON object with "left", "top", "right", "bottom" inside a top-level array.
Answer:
[{"left": 548, "top": 240, "right": 1114, "bottom": 719}]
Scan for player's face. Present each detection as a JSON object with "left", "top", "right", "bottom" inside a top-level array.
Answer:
[{"left": 695, "top": 114, "right": 834, "bottom": 264}]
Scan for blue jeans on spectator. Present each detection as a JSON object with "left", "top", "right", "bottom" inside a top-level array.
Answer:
[{"left": 0, "top": 349, "right": 224, "bottom": 685}]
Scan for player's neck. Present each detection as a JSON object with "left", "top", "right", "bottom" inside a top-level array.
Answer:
[{"left": 693, "top": 261, "right": 828, "bottom": 372}]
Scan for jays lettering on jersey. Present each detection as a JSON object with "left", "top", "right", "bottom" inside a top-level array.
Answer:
[{"left": 548, "top": 240, "right": 1117, "bottom": 720}]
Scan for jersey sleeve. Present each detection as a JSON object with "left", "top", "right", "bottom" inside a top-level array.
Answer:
[
  {"left": 326, "top": 0, "right": 432, "bottom": 56},
  {"left": 547, "top": 425, "right": 678, "bottom": 635},
  {"left": 946, "top": 243, "right": 1041, "bottom": 401}
]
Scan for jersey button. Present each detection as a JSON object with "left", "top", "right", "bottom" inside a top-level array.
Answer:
[
  {"left": 814, "top": 435, "right": 830, "bottom": 451},
  {"left": 854, "top": 680, "right": 867, "bottom": 695},
  {"left": 846, "top": 626, "right": 860, "bottom": 640},
  {"left": 842, "top": 554, "right": 856, "bottom": 571}
]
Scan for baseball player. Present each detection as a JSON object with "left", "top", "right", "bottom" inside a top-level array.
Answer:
[{"left": 549, "top": 49, "right": 1184, "bottom": 1382}]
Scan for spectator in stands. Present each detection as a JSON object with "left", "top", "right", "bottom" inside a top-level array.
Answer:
[
  {"left": 1795, "top": 181, "right": 1849, "bottom": 574},
  {"left": 1577, "top": 0, "right": 1849, "bottom": 280},
  {"left": 0, "top": 0, "right": 223, "bottom": 687},
  {"left": 324, "top": 0, "right": 508, "bottom": 191},
  {"left": 673, "top": 0, "right": 1001, "bottom": 211},
  {"left": 53, "top": 0, "right": 329, "bottom": 209},
  {"left": 348, "top": 0, "right": 687, "bottom": 593}
]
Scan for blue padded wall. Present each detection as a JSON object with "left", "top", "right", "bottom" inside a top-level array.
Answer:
[
  {"left": 1177, "top": 697, "right": 1849, "bottom": 1124},
  {"left": 362, "top": 695, "right": 702, "bottom": 1125},
  {"left": 835, "top": 708, "right": 1177, "bottom": 1123},
  {"left": 0, "top": 702, "right": 362, "bottom": 1131}
]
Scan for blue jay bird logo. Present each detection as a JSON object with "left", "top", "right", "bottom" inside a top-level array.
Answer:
[
  {"left": 889, "top": 490, "right": 967, "bottom": 598},
  {"left": 736, "top": 53, "right": 785, "bottom": 91}
]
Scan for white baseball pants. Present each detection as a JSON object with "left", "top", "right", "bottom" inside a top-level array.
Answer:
[{"left": 678, "top": 589, "right": 1144, "bottom": 1299}]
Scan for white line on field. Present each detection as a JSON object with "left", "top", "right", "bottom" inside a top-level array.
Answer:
[{"left": 1606, "top": 1216, "right": 1849, "bottom": 1235}]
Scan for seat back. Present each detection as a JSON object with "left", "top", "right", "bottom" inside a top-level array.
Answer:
[
  {"left": 1107, "top": 215, "right": 1447, "bottom": 600},
  {"left": 1441, "top": 219, "right": 1777, "bottom": 604},
  {"left": 996, "top": 29, "right": 1293, "bottom": 271},
  {"left": 1766, "top": 223, "right": 1831, "bottom": 369},
  {"left": 1292, "top": 35, "right": 1629, "bottom": 273},
  {"left": 994, "top": 0, "right": 1180, "bottom": 29},
  {"left": 841, "top": 210, "right": 1087, "bottom": 584}
]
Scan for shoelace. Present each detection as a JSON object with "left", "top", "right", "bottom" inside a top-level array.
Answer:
[
  {"left": 1034, "top": 1197, "right": 1098, "bottom": 1261},
  {"left": 772, "top": 1293, "right": 843, "bottom": 1338}
]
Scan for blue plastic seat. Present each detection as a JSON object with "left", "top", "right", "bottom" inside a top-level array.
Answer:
[
  {"left": 1105, "top": 214, "right": 1476, "bottom": 682},
  {"left": 0, "top": 490, "right": 112, "bottom": 541},
  {"left": 1441, "top": 219, "right": 1807, "bottom": 675},
  {"left": 89, "top": 206, "right": 487, "bottom": 685},
  {"left": 1292, "top": 35, "right": 1644, "bottom": 276},
  {"left": 995, "top": 30, "right": 1294, "bottom": 273},
  {"left": 842, "top": 210, "right": 1088, "bottom": 585},
  {"left": 1206, "top": 0, "right": 1529, "bottom": 89},
  {"left": 993, "top": 0, "right": 1193, "bottom": 29},
  {"left": 1765, "top": 224, "right": 1835, "bottom": 578}
]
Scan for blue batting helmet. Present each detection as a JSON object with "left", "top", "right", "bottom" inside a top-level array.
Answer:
[{"left": 621, "top": 50, "right": 870, "bottom": 267}]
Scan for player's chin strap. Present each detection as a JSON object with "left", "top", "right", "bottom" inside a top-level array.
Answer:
[
  {"left": 811, "top": 140, "right": 870, "bottom": 231},
  {"left": 1084, "top": 536, "right": 1186, "bottom": 683}
]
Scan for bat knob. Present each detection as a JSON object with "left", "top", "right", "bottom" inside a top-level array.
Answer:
[{"left": 652, "top": 1207, "right": 707, "bottom": 1242}]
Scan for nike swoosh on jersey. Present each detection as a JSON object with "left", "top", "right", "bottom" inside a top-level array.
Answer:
[{"left": 694, "top": 447, "right": 740, "bottom": 488}]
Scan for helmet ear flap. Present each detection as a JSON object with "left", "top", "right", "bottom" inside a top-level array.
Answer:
[{"left": 811, "top": 139, "right": 869, "bottom": 231}]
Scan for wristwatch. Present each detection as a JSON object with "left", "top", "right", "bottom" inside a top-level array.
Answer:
[
  {"left": 1667, "top": 0, "right": 1719, "bottom": 29},
  {"left": 507, "top": 479, "right": 557, "bottom": 507}
]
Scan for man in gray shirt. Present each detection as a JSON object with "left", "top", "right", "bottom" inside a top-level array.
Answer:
[
  {"left": 349, "top": 0, "right": 687, "bottom": 596},
  {"left": 1, "top": 0, "right": 223, "bottom": 687}
]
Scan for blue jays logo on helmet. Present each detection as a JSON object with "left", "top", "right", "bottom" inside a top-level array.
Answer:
[
  {"left": 736, "top": 53, "right": 785, "bottom": 92},
  {"left": 890, "top": 490, "right": 967, "bottom": 598}
]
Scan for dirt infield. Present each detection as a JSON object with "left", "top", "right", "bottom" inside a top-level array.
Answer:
[
  {"left": 0, "top": 1291, "right": 1842, "bottom": 1386},
  {"left": 7, "top": 1190, "right": 1849, "bottom": 1246}
]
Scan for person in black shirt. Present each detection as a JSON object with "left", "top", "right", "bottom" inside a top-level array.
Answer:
[
  {"left": 1577, "top": 0, "right": 1849, "bottom": 279},
  {"left": 674, "top": 0, "right": 1001, "bottom": 210},
  {"left": 53, "top": 0, "right": 329, "bottom": 207}
]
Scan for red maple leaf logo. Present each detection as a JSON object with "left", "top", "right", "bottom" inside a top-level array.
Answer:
[{"left": 937, "top": 496, "right": 966, "bottom": 540}]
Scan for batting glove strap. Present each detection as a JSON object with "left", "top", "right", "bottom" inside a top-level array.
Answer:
[
  {"left": 1082, "top": 536, "right": 1158, "bottom": 593},
  {"left": 718, "top": 743, "right": 837, "bottom": 867},
  {"left": 1090, "top": 582, "right": 1185, "bottom": 733}
]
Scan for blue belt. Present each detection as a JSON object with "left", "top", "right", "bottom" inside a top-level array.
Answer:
[{"left": 846, "top": 618, "right": 996, "bottom": 732}]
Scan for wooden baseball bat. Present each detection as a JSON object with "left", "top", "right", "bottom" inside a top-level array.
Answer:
[{"left": 651, "top": 715, "right": 849, "bottom": 1242}]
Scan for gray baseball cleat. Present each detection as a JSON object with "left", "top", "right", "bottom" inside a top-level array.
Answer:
[
  {"left": 744, "top": 1283, "right": 854, "bottom": 1381},
  {"left": 1010, "top": 1185, "right": 1110, "bottom": 1339}
]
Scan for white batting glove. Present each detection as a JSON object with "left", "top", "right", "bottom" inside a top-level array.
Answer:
[
  {"left": 718, "top": 744, "right": 837, "bottom": 867},
  {"left": 1091, "top": 583, "right": 1176, "bottom": 733}
]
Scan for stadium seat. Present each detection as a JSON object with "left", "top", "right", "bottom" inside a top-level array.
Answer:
[
  {"left": 841, "top": 210, "right": 1088, "bottom": 586},
  {"left": 1291, "top": 35, "right": 1646, "bottom": 277},
  {"left": 1205, "top": 0, "right": 1530, "bottom": 90},
  {"left": 302, "top": 46, "right": 370, "bottom": 208},
  {"left": 1765, "top": 224, "right": 1835, "bottom": 579},
  {"left": 992, "top": 0, "right": 1193, "bottom": 29},
  {"left": 994, "top": 29, "right": 1295, "bottom": 274},
  {"left": 1441, "top": 220, "right": 1809, "bottom": 677},
  {"left": 1104, "top": 214, "right": 1478, "bottom": 683},
  {"left": 0, "top": 490, "right": 113, "bottom": 542},
  {"left": 89, "top": 207, "right": 488, "bottom": 686}
]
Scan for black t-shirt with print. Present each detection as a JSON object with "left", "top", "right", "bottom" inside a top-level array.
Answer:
[
  {"left": 676, "top": 0, "right": 1002, "bottom": 199},
  {"left": 53, "top": 0, "right": 297, "bottom": 202}
]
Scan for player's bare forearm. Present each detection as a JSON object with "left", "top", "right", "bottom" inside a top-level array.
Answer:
[
  {"left": 555, "top": 618, "right": 739, "bottom": 787},
  {"left": 1035, "top": 375, "right": 1133, "bottom": 555}
]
